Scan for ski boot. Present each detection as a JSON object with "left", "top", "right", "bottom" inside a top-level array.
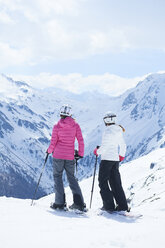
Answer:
[
  {"left": 115, "top": 205, "right": 131, "bottom": 212},
  {"left": 69, "top": 203, "right": 87, "bottom": 212},
  {"left": 50, "top": 202, "right": 68, "bottom": 211}
]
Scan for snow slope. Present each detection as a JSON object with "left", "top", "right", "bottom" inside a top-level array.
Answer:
[{"left": 0, "top": 148, "right": 165, "bottom": 248}]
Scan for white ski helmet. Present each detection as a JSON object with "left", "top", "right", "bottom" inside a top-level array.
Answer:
[
  {"left": 60, "top": 104, "right": 72, "bottom": 117},
  {"left": 103, "top": 111, "right": 116, "bottom": 124}
]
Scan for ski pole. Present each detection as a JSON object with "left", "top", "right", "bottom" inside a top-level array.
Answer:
[
  {"left": 75, "top": 158, "right": 78, "bottom": 177},
  {"left": 89, "top": 155, "right": 98, "bottom": 208},
  {"left": 74, "top": 149, "right": 79, "bottom": 179},
  {"left": 31, "top": 153, "right": 49, "bottom": 206}
]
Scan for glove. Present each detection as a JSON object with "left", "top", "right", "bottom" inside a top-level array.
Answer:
[
  {"left": 74, "top": 150, "right": 83, "bottom": 160},
  {"left": 75, "top": 154, "right": 83, "bottom": 160},
  {"left": 46, "top": 149, "right": 52, "bottom": 154},
  {"left": 119, "top": 155, "right": 125, "bottom": 162},
  {"left": 93, "top": 148, "right": 98, "bottom": 156}
]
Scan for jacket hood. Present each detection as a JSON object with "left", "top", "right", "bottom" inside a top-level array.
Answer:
[{"left": 57, "top": 117, "right": 76, "bottom": 128}]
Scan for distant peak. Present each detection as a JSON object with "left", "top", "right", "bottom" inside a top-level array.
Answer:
[{"left": 1, "top": 73, "right": 30, "bottom": 88}]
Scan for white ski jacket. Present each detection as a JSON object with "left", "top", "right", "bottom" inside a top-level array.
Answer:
[{"left": 97, "top": 124, "right": 126, "bottom": 161}]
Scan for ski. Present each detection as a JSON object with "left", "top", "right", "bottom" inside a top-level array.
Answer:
[
  {"left": 98, "top": 209, "right": 142, "bottom": 219},
  {"left": 68, "top": 205, "right": 88, "bottom": 214},
  {"left": 50, "top": 207, "right": 88, "bottom": 215},
  {"left": 69, "top": 208, "right": 88, "bottom": 215},
  {"left": 50, "top": 204, "right": 88, "bottom": 215},
  {"left": 114, "top": 211, "right": 142, "bottom": 219},
  {"left": 50, "top": 206, "right": 68, "bottom": 212}
]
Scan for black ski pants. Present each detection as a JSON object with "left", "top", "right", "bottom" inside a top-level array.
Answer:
[{"left": 98, "top": 160, "right": 128, "bottom": 211}]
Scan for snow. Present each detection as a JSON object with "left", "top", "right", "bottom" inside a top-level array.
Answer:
[{"left": 0, "top": 148, "right": 165, "bottom": 248}]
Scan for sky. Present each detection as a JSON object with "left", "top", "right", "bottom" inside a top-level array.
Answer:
[{"left": 0, "top": 0, "right": 165, "bottom": 95}]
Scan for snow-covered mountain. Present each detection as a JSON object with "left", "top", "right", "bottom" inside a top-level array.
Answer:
[
  {"left": 0, "top": 74, "right": 113, "bottom": 198},
  {"left": 0, "top": 72, "right": 165, "bottom": 199},
  {"left": 87, "top": 73, "right": 165, "bottom": 161},
  {"left": 0, "top": 147, "right": 165, "bottom": 248}
]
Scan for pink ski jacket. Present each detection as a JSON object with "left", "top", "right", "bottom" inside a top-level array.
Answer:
[{"left": 47, "top": 117, "right": 84, "bottom": 160}]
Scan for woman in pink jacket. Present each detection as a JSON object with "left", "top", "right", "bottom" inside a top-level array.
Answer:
[{"left": 47, "top": 104, "right": 86, "bottom": 211}]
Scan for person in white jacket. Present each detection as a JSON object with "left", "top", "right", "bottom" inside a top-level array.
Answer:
[{"left": 94, "top": 112, "right": 129, "bottom": 212}]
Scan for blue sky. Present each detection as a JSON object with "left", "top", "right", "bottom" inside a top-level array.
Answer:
[{"left": 0, "top": 0, "right": 165, "bottom": 94}]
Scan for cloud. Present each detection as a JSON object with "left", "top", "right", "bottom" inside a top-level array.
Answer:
[
  {"left": 89, "top": 29, "right": 130, "bottom": 55},
  {"left": 0, "top": 42, "right": 32, "bottom": 67},
  {"left": 35, "top": 0, "right": 83, "bottom": 17},
  {"left": 0, "top": 0, "right": 164, "bottom": 71},
  {"left": 0, "top": 10, "right": 15, "bottom": 24},
  {"left": 0, "top": 0, "right": 132, "bottom": 68},
  {"left": 10, "top": 72, "right": 146, "bottom": 96},
  {"left": 0, "top": 0, "right": 84, "bottom": 20}
]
